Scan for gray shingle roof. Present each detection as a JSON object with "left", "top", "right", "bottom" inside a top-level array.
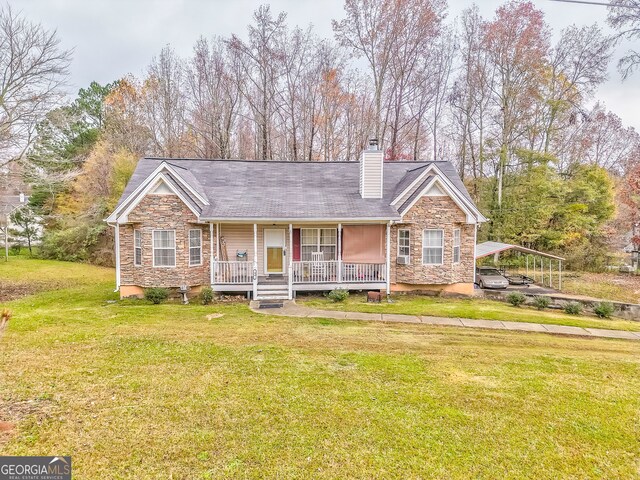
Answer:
[{"left": 115, "top": 158, "right": 476, "bottom": 221}]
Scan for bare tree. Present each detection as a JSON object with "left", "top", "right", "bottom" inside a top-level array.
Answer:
[
  {"left": 0, "top": 5, "right": 71, "bottom": 168},
  {"left": 608, "top": 0, "right": 640, "bottom": 79},
  {"left": 186, "top": 37, "right": 241, "bottom": 159},
  {"left": 227, "top": 5, "right": 286, "bottom": 160},
  {"left": 142, "top": 46, "right": 189, "bottom": 157}
]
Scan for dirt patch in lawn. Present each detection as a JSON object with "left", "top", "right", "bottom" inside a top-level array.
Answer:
[
  {"left": 0, "top": 279, "right": 70, "bottom": 302},
  {"left": 0, "top": 396, "right": 57, "bottom": 447}
]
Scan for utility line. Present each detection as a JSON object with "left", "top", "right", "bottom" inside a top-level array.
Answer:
[{"left": 550, "top": 0, "right": 640, "bottom": 7}]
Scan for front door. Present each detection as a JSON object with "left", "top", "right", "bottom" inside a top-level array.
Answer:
[{"left": 264, "top": 229, "right": 285, "bottom": 274}]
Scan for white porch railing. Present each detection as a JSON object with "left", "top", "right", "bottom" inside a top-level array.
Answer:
[
  {"left": 213, "top": 261, "right": 253, "bottom": 284},
  {"left": 291, "top": 261, "right": 385, "bottom": 284},
  {"left": 342, "top": 263, "right": 386, "bottom": 283},
  {"left": 291, "top": 260, "right": 339, "bottom": 284}
]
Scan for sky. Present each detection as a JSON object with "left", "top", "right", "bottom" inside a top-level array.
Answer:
[{"left": 10, "top": 0, "right": 640, "bottom": 130}]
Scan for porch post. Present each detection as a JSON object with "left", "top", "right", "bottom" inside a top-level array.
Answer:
[
  {"left": 217, "top": 223, "right": 221, "bottom": 260},
  {"left": 338, "top": 223, "right": 342, "bottom": 283},
  {"left": 114, "top": 223, "right": 121, "bottom": 292},
  {"left": 386, "top": 222, "right": 391, "bottom": 296},
  {"left": 253, "top": 223, "right": 258, "bottom": 300},
  {"left": 210, "top": 222, "right": 214, "bottom": 286},
  {"left": 288, "top": 223, "right": 293, "bottom": 300}
]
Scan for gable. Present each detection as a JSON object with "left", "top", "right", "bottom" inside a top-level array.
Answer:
[
  {"left": 128, "top": 189, "right": 198, "bottom": 223},
  {"left": 399, "top": 176, "right": 478, "bottom": 223},
  {"left": 402, "top": 195, "right": 468, "bottom": 224},
  {"left": 150, "top": 179, "right": 175, "bottom": 195},
  {"left": 424, "top": 183, "right": 446, "bottom": 196}
]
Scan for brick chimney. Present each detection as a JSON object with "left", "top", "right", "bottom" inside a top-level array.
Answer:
[{"left": 359, "top": 138, "right": 383, "bottom": 199}]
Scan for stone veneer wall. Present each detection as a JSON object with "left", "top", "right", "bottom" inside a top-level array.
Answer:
[
  {"left": 119, "top": 194, "right": 213, "bottom": 290},
  {"left": 390, "top": 195, "right": 475, "bottom": 289}
]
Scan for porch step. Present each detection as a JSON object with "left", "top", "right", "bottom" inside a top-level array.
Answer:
[
  {"left": 256, "top": 294, "right": 289, "bottom": 302},
  {"left": 257, "top": 289, "right": 289, "bottom": 296},
  {"left": 256, "top": 281, "right": 289, "bottom": 301}
]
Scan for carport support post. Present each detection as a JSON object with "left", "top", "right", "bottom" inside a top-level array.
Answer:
[
  {"left": 533, "top": 256, "right": 536, "bottom": 283},
  {"left": 526, "top": 255, "right": 529, "bottom": 276},
  {"left": 559, "top": 260, "right": 563, "bottom": 290},
  {"left": 549, "top": 259, "right": 553, "bottom": 289}
]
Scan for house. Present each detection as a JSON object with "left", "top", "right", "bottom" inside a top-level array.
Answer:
[{"left": 106, "top": 141, "right": 487, "bottom": 300}]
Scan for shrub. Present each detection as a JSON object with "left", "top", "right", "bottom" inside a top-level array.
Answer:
[
  {"left": 506, "top": 292, "right": 526, "bottom": 307},
  {"left": 532, "top": 296, "right": 551, "bottom": 310},
  {"left": 594, "top": 302, "right": 615, "bottom": 319},
  {"left": 327, "top": 288, "right": 349, "bottom": 302},
  {"left": 200, "top": 287, "right": 214, "bottom": 305},
  {"left": 564, "top": 302, "right": 582, "bottom": 315},
  {"left": 145, "top": 287, "right": 169, "bottom": 304},
  {"left": 9, "top": 244, "right": 22, "bottom": 255}
]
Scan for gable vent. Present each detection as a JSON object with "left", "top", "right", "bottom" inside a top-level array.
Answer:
[{"left": 360, "top": 138, "right": 383, "bottom": 199}]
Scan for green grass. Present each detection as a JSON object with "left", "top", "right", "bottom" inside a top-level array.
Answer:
[
  {"left": 300, "top": 294, "right": 640, "bottom": 332},
  {"left": 1, "top": 258, "right": 640, "bottom": 478}
]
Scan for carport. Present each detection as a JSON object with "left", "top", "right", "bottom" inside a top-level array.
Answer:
[{"left": 475, "top": 241, "right": 565, "bottom": 290}]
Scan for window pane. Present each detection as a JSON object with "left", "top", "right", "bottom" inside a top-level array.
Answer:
[
  {"left": 153, "top": 230, "right": 175, "bottom": 249},
  {"left": 320, "top": 245, "right": 336, "bottom": 260},
  {"left": 301, "top": 229, "right": 317, "bottom": 245},
  {"left": 189, "top": 230, "right": 201, "bottom": 248},
  {"left": 320, "top": 228, "right": 336, "bottom": 245},
  {"left": 154, "top": 248, "right": 175, "bottom": 267},
  {"left": 301, "top": 245, "right": 315, "bottom": 261},
  {"left": 134, "top": 230, "right": 141, "bottom": 248},
  {"left": 424, "top": 230, "right": 443, "bottom": 248},
  {"left": 190, "top": 248, "right": 201, "bottom": 265}
]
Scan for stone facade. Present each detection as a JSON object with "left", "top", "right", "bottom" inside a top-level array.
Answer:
[
  {"left": 390, "top": 196, "right": 475, "bottom": 291},
  {"left": 119, "top": 194, "right": 213, "bottom": 293}
]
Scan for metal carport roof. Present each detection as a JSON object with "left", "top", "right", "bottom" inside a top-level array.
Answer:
[{"left": 475, "top": 241, "right": 565, "bottom": 261}]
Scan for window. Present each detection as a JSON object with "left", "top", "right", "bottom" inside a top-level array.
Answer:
[
  {"left": 422, "top": 229, "right": 444, "bottom": 265},
  {"left": 453, "top": 228, "right": 461, "bottom": 263},
  {"left": 398, "top": 229, "right": 410, "bottom": 259},
  {"left": 301, "top": 228, "right": 337, "bottom": 261},
  {"left": 189, "top": 229, "right": 202, "bottom": 266},
  {"left": 134, "top": 230, "right": 142, "bottom": 266},
  {"left": 153, "top": 230, "right": 176, "bottom": 267}
]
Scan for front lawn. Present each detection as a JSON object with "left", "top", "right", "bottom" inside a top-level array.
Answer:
[
  {"left": 300, "top": 293, "right": 640, "bottom": 332},
  {"left": 1, "top": 258, "right": 639, "bottom": 478}
]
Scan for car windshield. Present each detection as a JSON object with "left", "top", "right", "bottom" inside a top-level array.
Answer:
[{"left": 480, "top": 268, "right": 502, "bottom": 276}]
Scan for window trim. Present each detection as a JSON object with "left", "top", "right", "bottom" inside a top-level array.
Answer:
[
  {"left": 152, "top": 229, "right": 176, "bottom": 268},
  {"left": 397, "top": 229, "right": 410, "bottom": 261},
  {"left": 422, "top": 229, "right": 444, "bottom": 265},
  {"left": 133, "top": 229, "right": 142, "bottom": 267},
  {"left": 189, "top": 229, "right": 203, "bottom": 267}
]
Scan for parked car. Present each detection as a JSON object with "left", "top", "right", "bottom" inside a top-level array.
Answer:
[{"left": 476, "top": 267, "right": 509, "bottom": 289}]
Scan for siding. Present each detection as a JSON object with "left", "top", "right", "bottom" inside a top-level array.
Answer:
[{"left": 359, "top": 150, "right": 383, "bottom": 198}]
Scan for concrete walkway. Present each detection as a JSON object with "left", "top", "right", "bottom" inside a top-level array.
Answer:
[{"left": 249, "top": 301, "right": 640, "bottom": 341}]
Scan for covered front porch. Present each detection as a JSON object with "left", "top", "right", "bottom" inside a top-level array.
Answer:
[{"left": 209, "top": 222, "right": 391, "bottom": 299}]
